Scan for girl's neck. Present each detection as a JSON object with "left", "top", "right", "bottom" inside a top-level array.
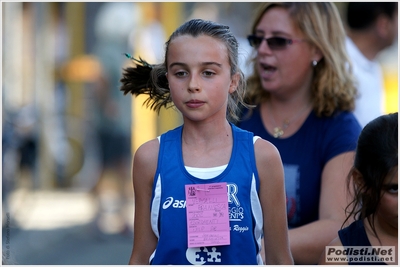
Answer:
[
  {"left": 181, "top": 119, "right": 233, "bottom": 168},
  {"left": 364, "top": 216, "right": 398, "bottom": 246},
  {"left": 364, "top": 215, "right": 398, "bottom": 265},
  {"left": 182, "top": 118, "right": 231, "bottom": 142}
]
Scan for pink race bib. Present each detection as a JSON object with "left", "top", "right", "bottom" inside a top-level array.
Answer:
[{"left": 185, "top": 183, "right": 230, "bottom": 248}]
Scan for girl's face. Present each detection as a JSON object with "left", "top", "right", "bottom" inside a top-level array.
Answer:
[
  {"left": 254, "top": 7, "right": 320, "bottom": 95},
  {"left": 377, "top": 168, "right": 398, "bottom": 233},
  {"left": 166, "top": 35, "right": 238, "bottom": 123}
]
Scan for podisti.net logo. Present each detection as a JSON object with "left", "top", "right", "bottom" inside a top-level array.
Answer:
[{"left": 325, "top": 246, "right": 395, "bottom": 264}]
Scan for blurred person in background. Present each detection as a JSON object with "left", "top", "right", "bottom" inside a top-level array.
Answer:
[
  {"left": 345, "top": 2, "right": 398, "bottom": 127},
  {"left": 90, "top": 2, "right": 139, "bottom": 235},
  {"left": 2, "top": 105, "right": 37, "bottom": 221},
  {"left": 237, "top": 2, "right": 362, "bottom": 264}
]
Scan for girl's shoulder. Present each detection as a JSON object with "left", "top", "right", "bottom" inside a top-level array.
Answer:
[
  {"left": 253, "top": 137, "right": 280, "bottom": 158},
  {"left": 134, "top": 138, "right": 160, "bottom": 169},
  {"left": 132, "top": 138, "right": 160, "bottom": 191},
  {"left": 134, "top": 125, "right": 184, "bottom": 171},
  {"left": 253, "top": 137, "right": 282, "bottom": 177}
]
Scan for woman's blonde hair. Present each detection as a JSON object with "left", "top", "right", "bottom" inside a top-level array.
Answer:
[{"left": 246, "top": 2, "right": 357, "bottom": 117}]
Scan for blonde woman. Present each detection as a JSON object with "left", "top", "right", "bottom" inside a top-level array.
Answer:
[{"left": 238, "top": 3, "right": 362, "bottom": 264}]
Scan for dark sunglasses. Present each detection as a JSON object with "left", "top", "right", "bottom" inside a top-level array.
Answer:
[{"left": 247, "top": 35, "right": 304, "bottom": 50}]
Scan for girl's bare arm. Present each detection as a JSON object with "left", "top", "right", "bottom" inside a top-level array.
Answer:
[
  {"left": 128, "top": 139, "right": 159, "bottom": 265},
  {"left": 255, "top": 138, "right": 294, "bottom": 265}
]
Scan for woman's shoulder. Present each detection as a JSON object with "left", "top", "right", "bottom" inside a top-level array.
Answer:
[
  {"left": 312, "top": 110, "right": 360, "bottom": 125},
  {"left": 309, "top": 110, "right": 362, "bottom": 134},
  {"left": 332, "top": 110, "right": 361, "bottom": 124},
  {"left": 236, "top": 106, "right": 263, "bottom": 132}
]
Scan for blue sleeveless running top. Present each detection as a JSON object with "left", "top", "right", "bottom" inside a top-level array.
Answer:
[
  {"left": 338, "top": 220, "right": 387, "bottom": 265},
  {"left": 339, "top": 220, "right": 372, "bottom": 247},
  {"left": 149, "top": 124, "right": 264, "bottom": 265}
]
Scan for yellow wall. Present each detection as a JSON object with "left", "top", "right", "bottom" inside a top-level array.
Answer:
[
  {"left": 383, "top": 68, "right": 399, "bottom": 114},
  {"left": 131, "top": 2, "right": 184, "bottom": 153}
]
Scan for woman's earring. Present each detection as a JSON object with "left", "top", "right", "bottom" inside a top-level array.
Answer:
[{"left": 312, "top": 60, "right": 318, "bottom": 67}]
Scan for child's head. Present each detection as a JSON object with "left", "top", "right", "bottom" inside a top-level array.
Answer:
[
  {"left": 165, "top": 19, "right": 247, "bottom": 122},
  {"left": 121, "top": 19, "right": 248, "bottom": 122},
  {"left": 344, "top": 112, "right": 398, "bottom": 234},
  {"left": 165, "top": 19, "right": 240, "bottom": 75}
]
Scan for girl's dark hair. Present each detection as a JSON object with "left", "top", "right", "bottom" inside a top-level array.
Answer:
[
  {"left": 120, "top": 18, "right": 249, "bottom": 122},
  {"left": 343, "top": 112, "right": 398, "bottom": 240}
]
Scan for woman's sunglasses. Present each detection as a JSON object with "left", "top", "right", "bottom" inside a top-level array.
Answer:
[{"left": 247, "top": 35, "right": 304, "bottom": 50}]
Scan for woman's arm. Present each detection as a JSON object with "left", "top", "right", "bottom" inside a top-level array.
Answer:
[
  {"left": 255, "top": 138, "right": 294, "bottom": 265},
  {"left": 128, "top": 139, "right": 160, "bottom": 265},
  {"left": 289, "top": 151, "right": 355, "bottom": 264}
]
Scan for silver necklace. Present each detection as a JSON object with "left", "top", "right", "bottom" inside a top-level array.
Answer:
[{"left": 268, "top": 103, "right": 310, "bottom": 138}]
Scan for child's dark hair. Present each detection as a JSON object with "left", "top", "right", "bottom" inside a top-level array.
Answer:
[
  {"left": 343, "top": 112, "right": 398, "bottom": 239},
  {"left": 120, "top": 18, "right": 249, "bottom": 122}
]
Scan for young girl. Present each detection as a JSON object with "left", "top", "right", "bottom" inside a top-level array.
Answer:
[
  {"left": 120, "top": 19, "right": 293, "bottom": 265},
  {"left": 319, "top": 112, "right": 398, "bottom": 265}
]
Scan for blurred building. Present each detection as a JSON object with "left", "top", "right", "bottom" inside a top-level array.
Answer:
[{"left": 2, "top": 2, "right": 261, "bottom": 192}]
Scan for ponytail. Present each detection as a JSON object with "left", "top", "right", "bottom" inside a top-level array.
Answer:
[{"left": 120, "top": 54, "right": 173, "bottom": 112}]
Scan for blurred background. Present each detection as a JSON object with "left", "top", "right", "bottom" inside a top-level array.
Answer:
[{"left": 1, "top": 2, "right": 398, "bottom": 265}]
